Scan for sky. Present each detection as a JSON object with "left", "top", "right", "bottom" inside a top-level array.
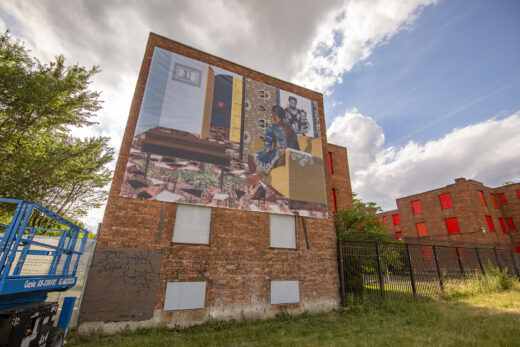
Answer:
[{"left": 1, "top": 0, "right": 519, "bottom": 231}]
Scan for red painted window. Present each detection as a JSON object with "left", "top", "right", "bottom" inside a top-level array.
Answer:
[
  {"left": 328, "top": 152, "right": 334, "bottom": 174},
  {"left": 485, "top": 215, "right": 495, "bottom": 232},
  {"left": 331, "top": 188, "right": 337, "bottom": 212},
  {"left": 506, "top": 218, "right": 517, "bottom": 230},
  {"left": 445, "top": 218, "right": 460, "bottom": 234},
  {"left": 490, "top": 195, "right": 498, "bottom": 208},
  {"left": 375, "top": 218, "right": 379, "bottom": 222},
  {"left": 395, "top": 231, "right": 403, "bottom": 238},
  {"left": 392, "top": 214, "right": 400, "bottom": 225},
  {"left": 499, "top": 218, "right": 507, "bottom": 233},
  {"left": 421, "top": 246, "right": 433, "bottom": 261},
  {"left": 439, "top": 193, "right": 453, "bottom": 209},
  {"left": 478, "top": 191, "right": 486, "bottom": 206},
  {"left": 411, "top": 200, "right": 422, "bottom": 214},
  {"left": 452, "top": 244, "right": 467, "bottom": 260},
  {"left": 497, "top": 193, "right": 507, "bottom": 205},
  {"left": 416, "top": 222, "right": 428, "bottom": 237},
  {"left": 516, "top": 245, "right": 520, "bottom": 254},
  {"left": 383, "top": 216, "right": 387, "bottom": 223},
  {"left": 517, "top": 190, "right": 520, "bottom": 199}
]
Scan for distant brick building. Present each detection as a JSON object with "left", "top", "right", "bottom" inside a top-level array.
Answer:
[
  {"left": 378, "top": 178, "right": 520, "bottom": 251},
  {"left": 79, "top": 33, "right": 353, "bottom": 331}
]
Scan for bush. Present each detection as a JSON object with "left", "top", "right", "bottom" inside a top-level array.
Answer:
[{"left": 444, "top": 264, "right": 516, "bottom": 299}]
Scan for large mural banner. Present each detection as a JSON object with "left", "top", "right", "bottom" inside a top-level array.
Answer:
[{"left": 121, "top": 47, "right": 328, "bottom": 217}]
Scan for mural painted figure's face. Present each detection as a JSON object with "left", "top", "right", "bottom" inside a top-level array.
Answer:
[
  {"left": 289, "top": 98, "right": 297, "bottom": 110},
  {"left": 272, "top": 110, "right": 283, "bottom": 125}
]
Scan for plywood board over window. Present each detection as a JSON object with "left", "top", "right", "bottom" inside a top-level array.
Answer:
[
  {"left": 271, "top": 281, "right": 299, "bottom": 304},
  {"left": 445, "top": 218, "right": 460, "bottom": 234},
  {"left": 411, "top": 200, "right": 422, "bottom": 214},
  {"left": 270, "top": 214, "right": 296, "bottom": 249},
  {"left": 439, "top": 193, "right": 453, "bottom": 209},
  {"left": 173, "top": 205, "right": 212, "bottom": 244},
  {"left": 164, "top": 282, "right": 207, "bottom": 310}
]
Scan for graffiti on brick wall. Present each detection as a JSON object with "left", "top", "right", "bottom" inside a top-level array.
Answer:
[
  {"left": 99, "top": 250, "right": 158, "bottom": 288},
  {"left": 80, "top": 249, "right": 162, "bottom": 322}
]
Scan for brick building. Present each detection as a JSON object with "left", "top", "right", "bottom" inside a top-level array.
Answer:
[
  {"left": 79, "top": 33, "right": 353, "bottom": 331},
  {"left": 378, "top": 178, "right": 520, "bottom": 250}
]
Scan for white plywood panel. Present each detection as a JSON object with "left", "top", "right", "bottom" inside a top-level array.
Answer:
[
  {"left": 164, "top": 282, "right": 207, "bottom": 310},
  {"left": 173, "top": 205, "right": 211, "bottom": 244},
  {"left": 270, "top": 214, "right": 296, "bottom": 249},
  {"left": 271, "top": 281, "right": 300, "bottom": 304}
]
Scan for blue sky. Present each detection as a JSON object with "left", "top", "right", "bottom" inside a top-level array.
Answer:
[
  {"left": 1, "top": 0, "right": 520, "bottom": 228},
  {"left": 326, "top": 0, "right": 520, "bottom": 148}
]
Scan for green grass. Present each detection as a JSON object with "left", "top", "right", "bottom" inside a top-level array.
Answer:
[{"left": 68, "top": 284, "right": 520, "bottom": 346}]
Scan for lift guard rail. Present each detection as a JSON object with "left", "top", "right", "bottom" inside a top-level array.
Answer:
[{"left": 0, "top": 198, "right": 89, "bottom": 307}]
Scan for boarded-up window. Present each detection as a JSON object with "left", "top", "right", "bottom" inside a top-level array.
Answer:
[
  {"left": 411, "top": 200, "right": 422, "bottom": 214},
  {"left": 328, "top": 152, "right": 334, "bottom": 174},
  {"left": 164, "top": 282, "right": 206, "bottom": 310},
  {"left": 506, "top": 218, "right": 517, "bottom": 230},
  {"left": 331, "top": 188, "right": 337, "bottom": 212},
  {"left": 270, "top": 214, "right": 296, "bottom": 249},
  {"left": 497, "top": 193, "right": 507, "bottom": 205},
  {"left": 486, "top": 215, "right": 495, "bottom": 232},
  {"left": 478, "top": 191, "right": 486, "bottom": 206},
  {"left": 173, "top": 205, "right": 211, "bottom": 244},
  {"left": 499, "top": 218, "right": 507, "bottom": 233},
  {"left": 383, "top": 216, "right": 387, "bottom": 223},
  {"left": 395, "top": 231, "right": 403, "bottom": 238},
  {"left": 516, "top": 245, "right": 520, "bottom": 254},
  {"left": 491, "top": 195, "right": 498, "bottom": 208},
  {"left": 439, "top": 193, "right": 453, "bottom": 209},
  {"left": 392, "top": 214, "right": 400, "bottom": 226},
  {"left": 416, "top": 222, "right": 428, "bottom": 237},
  {"left": 517, "top": 190, "right": 520, "bottom": 199},
  {"left": 421, "top": 246, "right": 433, "bottom": 261},
  {"left": 445, "top": 218, "right": 460, "bottom": 234},
  {"left": 453, "top": 244, "right": 467, "bottom": 260},
  {"left": 271, "top": 281, "right": 299, "bottom": 304}
]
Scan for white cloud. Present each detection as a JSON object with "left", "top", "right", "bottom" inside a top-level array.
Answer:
[
  {"left": 0, "top": 0, "right": 437, "bottom": 230},
  {"left": 328, "top": 111, "right": 520, "bottom": 211},
  {"left": 327, "top": 108, "right": 385, "bottom": 174},
  {"left": 293, "top": 0, "right": 437, "bottom": 93}
]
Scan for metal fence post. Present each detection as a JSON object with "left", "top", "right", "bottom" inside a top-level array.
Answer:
[
  {"left": 337, "top": 239, "right": 346, "bottom": 306},
  {"left": 375, "top": 243, "right": 385, "bottom": 298},
  {"left": 510, "top": 250, "right": 520, "bottom": 279},
  {"left": 494, "top": 248, "right": 502, "bottom": 271},
  {"left": 455, "top": 247, "right": 465, "bottom": 278},
  {"left": 405, "top": 244, "right": 416, "bottom": 297},
  {"left": 432, "top": 245, "right": 444, "bottom": 292},
  {"left": 476, "top": 248, "right": 485, "bottom": 275}
]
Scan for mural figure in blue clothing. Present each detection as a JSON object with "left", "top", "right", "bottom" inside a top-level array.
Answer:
[{"left": 247, "top": 105, "right": 299, "bottom": 183}]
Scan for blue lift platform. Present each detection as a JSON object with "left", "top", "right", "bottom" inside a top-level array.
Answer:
[{"left": 0, "top": 198, "right": 90, "bottom": 346}]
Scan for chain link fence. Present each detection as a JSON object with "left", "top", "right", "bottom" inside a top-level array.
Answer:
[{"left": 338, "top": 239, "right": 520, "bottom": 304}]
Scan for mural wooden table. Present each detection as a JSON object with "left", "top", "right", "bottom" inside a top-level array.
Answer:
[{"left": 139, "top": 127, "right": 231, "bottom": 188}]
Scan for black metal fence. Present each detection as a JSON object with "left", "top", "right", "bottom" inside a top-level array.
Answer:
[{"left": 338, "top": 240, "right": 520, "bottom": 304}]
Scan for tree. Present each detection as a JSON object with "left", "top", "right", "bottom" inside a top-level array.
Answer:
[
  {"left": 334, "top": 192, "right": 390, "bottom": 242},
  {"left": 0, "top": 30, "right": 113, "bottom": 224},
  {"left": 335, "top": 194, "right": 402, "bottom": 296}
]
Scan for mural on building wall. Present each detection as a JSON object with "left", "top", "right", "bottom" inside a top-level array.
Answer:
[{"left": 120, "top": 47, "right": 327, "bottom": 217}]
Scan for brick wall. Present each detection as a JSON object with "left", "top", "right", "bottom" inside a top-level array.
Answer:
[
  {"left": 377, "top": 178, "right": 519, "bottom": 248},
  {"left": 79, "top": 33, "right": 353, "bottom": 329}
]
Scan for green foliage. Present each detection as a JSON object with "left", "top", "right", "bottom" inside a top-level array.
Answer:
[
  {"left": 0, "top": 30, "right": 113, "bottom": 221},
  {"left": 334, "top": 192, "right": 389, "bottom": 242},
  {"left": 66, "top": 284, "right": 520, "bottom": 346},
  {"left": 444, "top": 263, "right": 516, "bottom": 299}
]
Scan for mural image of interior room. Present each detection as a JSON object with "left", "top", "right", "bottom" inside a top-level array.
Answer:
[{"left": 121, "top": 47, "right": 328, "bottom": 217}]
